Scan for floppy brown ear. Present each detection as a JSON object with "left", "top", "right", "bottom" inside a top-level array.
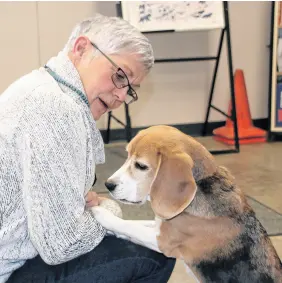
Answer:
[{"left": 150, "top": 152, "right": 197, "bottom": 220}]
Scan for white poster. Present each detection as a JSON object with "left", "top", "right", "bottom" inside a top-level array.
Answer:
[{"left": 121, "top": 1, "right": 225, "bottom": 32}]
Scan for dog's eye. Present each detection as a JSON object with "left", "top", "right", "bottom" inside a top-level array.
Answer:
[{"left": 135, "top": 162, "right": 148, "bottom": 171}]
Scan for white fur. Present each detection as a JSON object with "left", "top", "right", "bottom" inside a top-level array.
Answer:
[
  {"left": 91, "top": 206, "right": 161, "bottom": 253},
  {"left": 107, "top": 160, "right": 140, "bottom": 203},
  {"left": 107, "top": 157, "right": 152, "bottom": 204}
]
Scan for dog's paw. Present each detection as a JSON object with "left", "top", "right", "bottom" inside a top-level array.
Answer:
[
  {"left": 99, "top": 198, "right": 123, "bottom": 218},
  {"left": 91, "top": 206, "right": 113, "bottom": 221},
  {"left": 91, "top": 206, "right": 120, "bottom": 230},
  {"left": 91, "top": 206, "right": 130, "bottom": 241}
]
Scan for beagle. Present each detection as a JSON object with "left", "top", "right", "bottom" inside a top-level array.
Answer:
[{"left": 92, "top": 125, "right": 282, "bottom": 282}]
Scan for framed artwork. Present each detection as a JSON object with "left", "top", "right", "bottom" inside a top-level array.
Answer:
[
  {"left": 275, "top": 83, "right": 282, "bottom": 128},
  {"left": 269, "top": 2, "right": 282, "bottom": 134},
  {"left": 121, "top": 1, "right": 225, "bottom": 32}
]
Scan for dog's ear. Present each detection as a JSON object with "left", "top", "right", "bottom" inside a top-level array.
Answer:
[{"left": 150, "top": 152, "right": 197, "bottom": 220}]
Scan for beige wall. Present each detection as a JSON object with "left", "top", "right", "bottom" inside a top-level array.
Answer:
[
  {"left": 0, "top": 2, "right": 39, "bottom": 92},
  {"left": 0, "top": 1, "right": 271, "bottom": 130},
  {"left": 36, "top": 2, "right": 96, "bottom": 66}
]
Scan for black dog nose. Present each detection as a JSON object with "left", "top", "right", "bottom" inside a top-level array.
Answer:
[{"left": 105, "top": 181, "right": 117, "bottom": 192}]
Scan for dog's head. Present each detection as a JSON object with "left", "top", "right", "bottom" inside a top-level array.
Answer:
[{"left": 105, "top": 125, "right": 216, "bottom": 219}]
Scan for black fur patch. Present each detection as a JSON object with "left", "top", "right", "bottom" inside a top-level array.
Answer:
[
  {"left": 196, "top": 171, "right": 235, "bottom": 195},
  {"left": 197, "top": 256, "right": 274, "bottom": 283},
  {"left": 196, "top": 233, "right": 274, "bottom": 282}
]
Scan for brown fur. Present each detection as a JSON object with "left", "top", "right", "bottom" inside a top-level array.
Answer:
[
  {"left": 128, "top": 125, "right": 282, "bottom": 283},
  {"left": 150, "top": 152, "right": 197, "bottom": 219}
]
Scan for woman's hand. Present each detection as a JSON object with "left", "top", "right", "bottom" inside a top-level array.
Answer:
[
  {"left": 85, "top": 191, "right": 100, "bottom": 208},
  {"left": 85, "top": 192, "right": 109, "bottom": 208}
]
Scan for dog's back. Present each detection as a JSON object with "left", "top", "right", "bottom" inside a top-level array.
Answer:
[
  {"left": 189, "top": 166, "right": 282, "bottom": 282},
  {"left": 194, "top": 211, "right": 282, "bottom": 282}
]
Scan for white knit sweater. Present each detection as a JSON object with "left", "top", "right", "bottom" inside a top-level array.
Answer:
[{"left": 0, "top": 52, "right": 107, "bottom": 282}]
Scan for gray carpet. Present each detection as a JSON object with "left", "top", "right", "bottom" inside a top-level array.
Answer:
[
  {"left": 246, "top": 197, "right": 282, "bottom": 236},
  {"left": 95, "top": 145, "right": 282, "bottom": 236}
]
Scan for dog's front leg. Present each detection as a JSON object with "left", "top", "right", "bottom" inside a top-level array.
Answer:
[
  {"left": 124, "top": 220, "right": 156, "bottom": 228},
  {"left": 91, "top": 206, "right": 161, "bottom": 253}
]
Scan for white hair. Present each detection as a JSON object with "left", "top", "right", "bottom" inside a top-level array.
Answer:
[{"left": 63, "top": 13, "right": 154, "bottom": 71}]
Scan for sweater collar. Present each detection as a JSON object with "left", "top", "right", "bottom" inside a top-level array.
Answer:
[
  {"left": 45, "top": 51, "right": 105, "bottom": 165},
  {"left": 45, "top": 51, "right": 86, "bottom": 98}
]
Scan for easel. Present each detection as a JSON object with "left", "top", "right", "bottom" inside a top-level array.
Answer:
[{"left": 105, "top": 1, "right": 240, "bottom": 155}]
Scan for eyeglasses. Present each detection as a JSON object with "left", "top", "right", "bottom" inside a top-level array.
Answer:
[{"left": 91, "top": 42, "right": 138, "bottom": 104}]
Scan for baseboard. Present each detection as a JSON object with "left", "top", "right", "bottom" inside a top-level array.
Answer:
[{"left": 100, "top": 118, "right": 268, "bottom": 143}]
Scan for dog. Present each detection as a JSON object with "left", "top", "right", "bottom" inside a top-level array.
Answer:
[{"left": 92, "top": 125, "right": 282, "bottom": 282}]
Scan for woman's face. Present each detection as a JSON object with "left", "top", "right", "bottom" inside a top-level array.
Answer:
[{"left": 70, "top": 36, "right": 148, "bottom": 120}]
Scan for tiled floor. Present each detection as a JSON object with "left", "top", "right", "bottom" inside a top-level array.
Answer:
[{"left": 98, "top": 137, "right": 282, "bottom": 282}]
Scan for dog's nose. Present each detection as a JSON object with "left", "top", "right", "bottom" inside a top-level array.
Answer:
[{"left": 105, "top": 181, "right": 117, "bottom": 192}]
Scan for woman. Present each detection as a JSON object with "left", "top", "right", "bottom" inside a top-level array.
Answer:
[{"left": 0, "top": 14, "right": 175, "bottom": 283}]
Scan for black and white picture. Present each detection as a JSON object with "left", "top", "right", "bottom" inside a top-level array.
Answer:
[{"left": 121, "top": 1, "right": 225, "bottom": 32}]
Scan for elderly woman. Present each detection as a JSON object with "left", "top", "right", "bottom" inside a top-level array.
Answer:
[{"left": 0, "top": 14, "right": 175, "bottom": 283}]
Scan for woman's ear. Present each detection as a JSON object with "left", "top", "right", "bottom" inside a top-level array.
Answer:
[{"left": 72, "top": 36, "right": 90, "bottom": 57}]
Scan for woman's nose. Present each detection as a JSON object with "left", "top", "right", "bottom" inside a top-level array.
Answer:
[{"left": 114, "top": 87, "right": 128, "bottom": 102}]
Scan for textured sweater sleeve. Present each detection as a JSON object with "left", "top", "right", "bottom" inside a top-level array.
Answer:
[{"left": 21, "top": 93, "right": 106, "bottom": 265}]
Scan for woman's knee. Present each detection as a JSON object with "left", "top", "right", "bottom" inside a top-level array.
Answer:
[
  {"left": 133, "top": 250, "right": 176, "bottom": 283},
  {"left": 96, "top": 236, "right": 176, "bottom": 282}
]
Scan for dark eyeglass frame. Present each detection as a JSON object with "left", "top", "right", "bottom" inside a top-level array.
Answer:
[{"left": 90, "top": 42, "right": 138, "bottom": 104}]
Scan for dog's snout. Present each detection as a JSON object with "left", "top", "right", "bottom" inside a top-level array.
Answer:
[{"left": 105, "top": 181, "right": 117, "bottom": 192}]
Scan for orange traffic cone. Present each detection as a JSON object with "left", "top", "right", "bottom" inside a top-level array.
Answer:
[{"left": 213, "top": 69, "right": 266, "bottom": 145}]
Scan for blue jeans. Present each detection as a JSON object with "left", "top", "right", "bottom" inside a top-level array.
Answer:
[{"left": 7, "top": 236, "right": 176, "bottom": 283}]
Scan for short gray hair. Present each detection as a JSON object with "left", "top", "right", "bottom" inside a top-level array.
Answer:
[{"left": 64, "top": 13, "right": 154, "bottom": 71}]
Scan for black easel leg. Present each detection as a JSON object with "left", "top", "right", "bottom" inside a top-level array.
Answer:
[
  {"left": 124, "top": 103, "right": 132, "bottom": 142},
  {"left": 224, "top": 1, "right": 240, "bottom": 152},
  {"left": 267, "top": 2, "right": 275, "bottom": 141},
  {"left": 202, "top": 28, "right": 225, "bottom": 136},
  {"left": 105, "top": 111, "right": 112, "bottom": 144}
]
